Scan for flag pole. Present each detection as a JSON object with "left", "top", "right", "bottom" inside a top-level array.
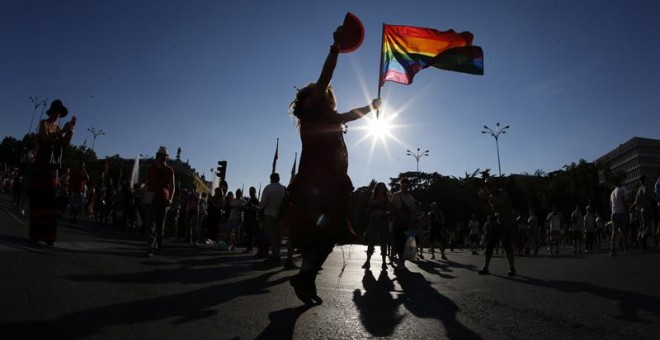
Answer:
[
  {"left": 271, "top": 137, "right": 279, "bottom": 174},
  {"left": 376, "top": 23, "right": 385, "bottom": 119},
  {"left": 257, "top": 182, "right": 262, "bottom": 201}
]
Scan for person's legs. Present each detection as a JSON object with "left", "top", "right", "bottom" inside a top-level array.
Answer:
[
  {"left": 393, "top": 223, "right": 406, "bottom": 265},
  {"left": 144, "top": 205, "right": 156, "bottom": 255},
  {"left": 377, "top": 221, "right": 389, "bottom": 268},
  {"left": 154, "top": 205, "right": 168, "bottom": 252},
  {"left": 479, "top": 233, "right": 498, "bottom": 274},
  {"left": 292, "top": 239, "right": 333, "bottom": 304},
  {"left": 363, "top": 217, "right": 377, "bottom": 268},
  {"left": 266, "top": 216, "right": 281, "bottom": 261},
  {"left": 502, "top": 236, "right": 516, "bottom": 275}
]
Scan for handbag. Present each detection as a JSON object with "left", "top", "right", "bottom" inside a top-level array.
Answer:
[{"left": 403, "top": 233, "right": 418, "bottom": 262}]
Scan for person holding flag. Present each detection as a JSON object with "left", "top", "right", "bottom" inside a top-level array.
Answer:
[{"left": 287, "top": 22, "right": 381, "bottom": 305}]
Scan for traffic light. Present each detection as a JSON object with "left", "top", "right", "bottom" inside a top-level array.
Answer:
[{"left": 216, "top": 160, "right": 227, "bottom": 180}]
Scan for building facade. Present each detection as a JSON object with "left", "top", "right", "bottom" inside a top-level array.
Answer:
[{"left": 595, "top": 137, "right": 660, "bottom": 191}]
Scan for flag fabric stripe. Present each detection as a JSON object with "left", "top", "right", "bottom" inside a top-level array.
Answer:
[
  {"left": 432, "top": 46, "right": 484, "bottom": 75},
  {"left": 381, "top": 24, "right": 483, "bottom": 85}
]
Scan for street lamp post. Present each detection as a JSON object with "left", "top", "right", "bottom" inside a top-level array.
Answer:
[
  {"left": 482, "top": 122, "right": 510, "bottom": 177},
  {"left": 28, "top": 96, "right": 48, "bottom": 135},
  {"left": 87, "top": 127, "right": 105, "bottom": 151},
  {"left": 406, "top": 147, "right": 429, "bottom": 173}
]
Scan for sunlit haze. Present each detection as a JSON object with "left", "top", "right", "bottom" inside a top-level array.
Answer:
[{"left": 1, "top": 1, "right": 658, "bottom": 190}]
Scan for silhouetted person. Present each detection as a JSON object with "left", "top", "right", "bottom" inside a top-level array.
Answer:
[
  {"left": 478, "top": 177, "right": 516, "bottom": 276},
  {"left": 143, "top": 146, "right": 175, "bottom": 257},
  {"left": 287, "top": 24, "right": 381, "bottom": 305},
  {"left": 29, "top": 99, "right": 75, "bottom": 246}
]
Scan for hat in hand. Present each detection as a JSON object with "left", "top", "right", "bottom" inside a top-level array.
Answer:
[{"left": 339, "top": 12, "right": 365, "bottom": 54}]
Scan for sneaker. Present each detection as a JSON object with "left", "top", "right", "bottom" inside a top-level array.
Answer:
[
  {"left": 478, "top": 267, "right": 490, "bottom": 275},
  {"left": 508, "top": 270, "right": 516, "bottom": 277},
  {"left": 146, "top": 252, "right": 154, "bottom": 258}
]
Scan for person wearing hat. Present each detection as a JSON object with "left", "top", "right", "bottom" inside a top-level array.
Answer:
[
  {"left": 28, "top": 99, "right": 76, "bottom": 246},
  {"left": 142, "top": 146, "right": 176, "bottom": 257},
  {"left": 478, "top": 176, "right": 517, "bottom": 276}
]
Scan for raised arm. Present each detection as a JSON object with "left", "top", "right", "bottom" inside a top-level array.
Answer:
[
  {"left": 339, "top": 98, "right": 382, "bottom": 123},
  {"left": 304, "top": 27, "right": 342, "bottom": 109}
]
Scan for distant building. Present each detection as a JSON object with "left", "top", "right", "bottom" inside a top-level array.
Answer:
[{"left": 595, "top": 137, "right": 660, "bottom": 190}]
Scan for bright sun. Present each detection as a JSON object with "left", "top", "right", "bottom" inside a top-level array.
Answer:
[
  {"left": 366, "top": 115, "right": 392, "bottom": 141},
  {"left": 353, "top": 109, "right": 405, "bottom": 153}
]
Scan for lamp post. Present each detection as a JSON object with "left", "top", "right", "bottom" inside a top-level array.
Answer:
[
  {"left": 87, "top": 127, "right": 105, "bottom": 151},
  {"left": 28, "top": 96, "right": 48, "bottom": 135},
  {"left": 406, "top": 147, "right": 429, "bottom": 173},
  {"left": 481, "top": 122, "right": 510, "bottom": 177}
]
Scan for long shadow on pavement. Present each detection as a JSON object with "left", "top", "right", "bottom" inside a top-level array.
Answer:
[
  {"left": 506, "top": 275, "right": 660, "bottom": 324},
  {"left": 255, "top": 305, "right": 315, "bottom": 340},
  {"left": 415, "top": 258, "right": 480, "bottom": 279},
  {"left": 1, "top": 262, "right": 293, "bottom": 339},
  {"left": 393, "top": 267, "right": 482, "bottom": 340},
  {"left": 353, "top": 269, "right": 404, "bottom": 337}
]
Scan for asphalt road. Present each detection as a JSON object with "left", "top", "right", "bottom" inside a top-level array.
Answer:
[{"left": 1, "top": 193, "right": 659, "bottom": 340}]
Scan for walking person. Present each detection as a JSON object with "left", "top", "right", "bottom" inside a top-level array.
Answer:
[
  {"left": 225, "top": 189, "right": 245, "bottom": 250},
  {"left": 260, "top": 173, "right": 286, "bottom": 263},
  {"left": 584, "top": 206, "right": 596, "bottom": 253},
  {"left": 186, "top": 187, "right": 200, "bottom": 244},
  {"left": 206, "top": 187, "right": 225, "bottom": 245},
  {"left": 610, "top": 175, "right": 628, "bottom": 256},
  {"left": 477, "top": 177, "right": 517, "bottom": 276},
  {"left": 427, "top": 202, "right": 447, "bottom": 260},
  {"left": 546, "top": 208, "right": 562, "bottom": 255},
  {"left": 634, "top": 175, "right": 653, "bottom": 249},
  {"left": 242, "top": 186, "right": 259, "bottom": 254},
  {"left": 29, "top": 99, "right": 75, "bottom": 246},
  {"left": 143, "top": 146, "right": 175, "bottom": 257},
  {"left": 362, "top": 182, "right": 391, "bottom": 270},
  {"left": 571, "top": 205, "right": 584, "bottom": 253},
  {"left": 528, "top": 209, "right": 540, "bottom": 256},
  {"left": 390, "top": 178, "right": 417, "bottom": 268},
  {"left": 67, "top": 162, "right": 88, "bottom": 223},
  {"left": 655, "top": 169, "right": 660, "bottom": 246},
  {"left": 286, "top": 24, "right": 381, "bottom": 305},
  {"left": 468, "top": 213, "right": 481, "bottom": 255}
]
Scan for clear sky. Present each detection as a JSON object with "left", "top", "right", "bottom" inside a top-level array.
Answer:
[{"left": 2, "top": 0, "right": 659, "bottom": 191}]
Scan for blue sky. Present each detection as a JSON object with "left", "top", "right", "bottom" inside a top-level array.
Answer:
[{"left": 2, "top": 0, "right": 659, "bottom": 191}]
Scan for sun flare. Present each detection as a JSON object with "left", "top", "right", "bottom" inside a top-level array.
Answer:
[{"left": 366, "top": 115, "right": 392, "bottom": 141}]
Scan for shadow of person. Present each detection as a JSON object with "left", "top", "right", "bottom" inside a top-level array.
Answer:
[
  {"left": 0, "top": 269, "right": 292, "bottom": 339},
  {"left": 394, "top": 268, "right": 482, "bottom": 340},
  {"left": 353, "top": 269, "right": 404, "bottom": 337},
  {"left": 255, "top": 305, "right": 314, "bottom": 340},
  {"left": 507, "top": 275, "right": 660, "bottom": 324},
  {"left": 416, "top": 258, "right": 480, "bottom": 279}
]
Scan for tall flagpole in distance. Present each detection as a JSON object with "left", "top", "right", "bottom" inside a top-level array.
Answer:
[
  {"left": 376, "top": 23, "right": 385, "bottom": 119},
  {"left": 271, "top": 138, "right": 279, "bottom": 174}
]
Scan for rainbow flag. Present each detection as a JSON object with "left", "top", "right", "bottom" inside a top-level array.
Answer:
[{"left": 380, "top": 24, "right": 483, "bottom": 85}]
